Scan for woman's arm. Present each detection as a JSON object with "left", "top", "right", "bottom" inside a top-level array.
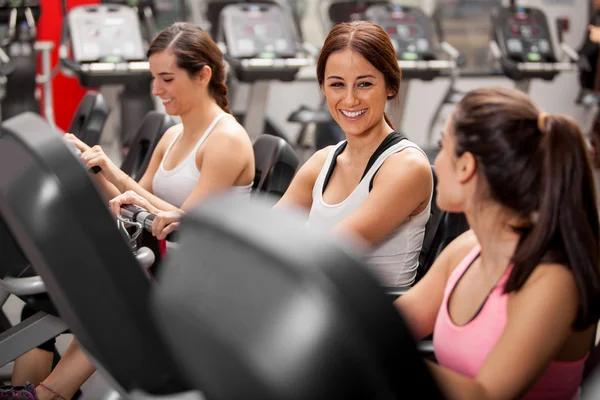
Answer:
[
  {"left": 177, "top": 126, "right": 254, "bottom": 210},
  {"left": 394, "top": 230, "right": 477, "bottom": 340},
  {"left": 64, "top": 128, "right": 182, "bottom": 213},
  {"left": 110, "top": 125, "right": 254, "bottom": 236},
  {"left": 332, "top": 148, "right": 432, "bottom": 245},
  {"left": 428, "top": 263, "right": 580, "bottom": 400},
  {"left": 275, "top": 147, "right": 331, "bottom": 211}
]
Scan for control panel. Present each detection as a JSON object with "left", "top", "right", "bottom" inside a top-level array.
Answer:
[
  {"left": 221, "top": 3, "right": 296, "bottom": 59},
  {"left": 493, "top": 6, "right": 556, "bottom": 64},
  {"left": 67, "top": 5, "right": 146, "bottom": 63},
  {"left": 366, "top": 5, "right": 436, "bottom": 61}
]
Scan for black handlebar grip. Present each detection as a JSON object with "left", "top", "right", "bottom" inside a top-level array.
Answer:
[{"left": 144, "top": 213, "right": 178, "bottom": 243}]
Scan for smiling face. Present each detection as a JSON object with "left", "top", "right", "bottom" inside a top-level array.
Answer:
[
  {"left": 149, "top": 49, "right": 209, "bottom": 116},
  {"left": 322, "top": 48, "right": 392, "bottom": 138}
]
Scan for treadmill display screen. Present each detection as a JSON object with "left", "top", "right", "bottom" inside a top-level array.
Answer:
[
  {"left": 502, "top": 8, "right": 552, "bottom": 60},
  {"left": 366, "top": 6, "right": 434, "bottom": 61},
  {"left": 223, "top": 5, "right": 296, "bottom": 59},
  {"left": 69, "top": 6, "right": 146, "bottom": 62}
]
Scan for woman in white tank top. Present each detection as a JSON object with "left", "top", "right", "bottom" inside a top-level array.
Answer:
[
  {"left": 21, "top": 23, "right": 256, "bottom": 400},
  {"left": 64, "top": 23, "right": 255, "bottom": 241},
  {"left": 277, "top": 21, "right": 433, "bottom": 288}
]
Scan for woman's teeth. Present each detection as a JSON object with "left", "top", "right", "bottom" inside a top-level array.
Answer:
[{"left": 341, "top": 109, "right": 366, "bottom": 118}]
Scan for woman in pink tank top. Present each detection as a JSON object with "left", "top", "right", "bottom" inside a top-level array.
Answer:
[{"left": 395, "top": 87, "right": 600, "bottom": 399}]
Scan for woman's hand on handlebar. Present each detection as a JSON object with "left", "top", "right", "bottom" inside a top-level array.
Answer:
[
  {"left": 109, "top": 190, "right": 159, "bottom": 217},
  {"left": 64, "top": 134, "right": 121, "bottom": 184},
  {"left": 152, "top": 210, "right": 184, "bottom": 240}
]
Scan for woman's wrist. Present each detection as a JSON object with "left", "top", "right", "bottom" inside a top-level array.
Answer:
[{"left": 114, "top": 169, "right": 131, "bottom": 192}]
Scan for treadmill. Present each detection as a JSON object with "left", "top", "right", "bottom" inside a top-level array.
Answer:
[
  {"left": 489, "top": 3, "right": 582, "bottom": 93},
  {"left": 60, "top": 2, "right": 154, "bottom": 148},
  {"left": 207, "top": 0, "right": 313, "bottom": 141}
]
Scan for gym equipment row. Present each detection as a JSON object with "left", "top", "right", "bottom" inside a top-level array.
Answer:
[
  {"left": 0, "top": 112, "right": 598, "bottom": 399},
  {"left": 0, "top": 1, "right": 590, "bottom": 161}
]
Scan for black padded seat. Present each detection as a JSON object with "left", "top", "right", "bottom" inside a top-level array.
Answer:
[
  {"left": 0, "top": 112, "right": 186, "bottom": 395},
  {"left": 252, "top": 134, "right": 299, "bottom": 198},
  {"left": 120, "top": 111, "right": 176, "bottom": 182},
  {"left": 151, "top": 195, "right": 444, "bottom": 400},
  {"left": 67, "top": 91, "right": 110, "bottom": 147}
]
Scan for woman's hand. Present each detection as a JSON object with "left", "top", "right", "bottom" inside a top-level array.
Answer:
[
  {"left": 152, "top": 210, "right": 184, "bottom": 240},
  {"left": 109, "top": 190, "right": 160, "bottom": 217},
  {"left": 63, "top": 133, "right": 122, "bottom": 185},
  {"left": 589, "top": 25, "right": 600, "bottom": 44}
]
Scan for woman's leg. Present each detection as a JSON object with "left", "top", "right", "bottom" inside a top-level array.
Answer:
[
  {"left": 35, "top": 339, "right": 96, "bottom": 400},
  {"left": 11, "top": 304, "right": 56, "bottom": 386},
  {"left": 11, "top": 349, "right": 54, "bottom": 386}
]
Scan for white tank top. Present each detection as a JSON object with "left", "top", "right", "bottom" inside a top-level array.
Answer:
[
  {"left": 307, "top": 139, "right": 432, "bottom": 288},
  {"left": 152, "top": 114, "right": 252, "bottom": 208}
]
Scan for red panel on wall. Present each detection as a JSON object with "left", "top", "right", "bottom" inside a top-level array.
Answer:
[{"left": 37, "top": 0, "right": 100, "bottom": 132}]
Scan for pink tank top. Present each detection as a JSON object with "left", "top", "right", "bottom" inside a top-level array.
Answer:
[{"left": 433, "top": 245, "right": 586, "bottom": 400}]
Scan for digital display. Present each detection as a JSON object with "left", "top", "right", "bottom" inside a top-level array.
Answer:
[{"left": 501, "top": 8, "right": 552, "bottom": 58}]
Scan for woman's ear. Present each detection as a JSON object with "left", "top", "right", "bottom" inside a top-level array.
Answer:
[
  {"left": 195, "top": 65, "right": 213, "bottom": 87},
  {"left": 456, "top": 151, "right": 477, "bottom": 184}
]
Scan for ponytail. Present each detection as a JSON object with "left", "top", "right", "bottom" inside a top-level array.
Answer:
[
  {"left": 210, "top": 80, "right": 231, "bottom": 114},
  {"left": 507, "top": 113, "right": 600, "bottom": 330}
]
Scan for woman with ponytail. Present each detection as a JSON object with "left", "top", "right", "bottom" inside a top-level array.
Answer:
[
  {"left": 65, "top": 22, "right": 254, "bottom": 241},
  {"left": 277, "top": 21, "right": 433, "bottom": 288},
  {"left": 14, "top": 23, "right": 255, "bottom": 400},
  {"left": 396, "top": 87, "right": 600, "bottom": 399}
]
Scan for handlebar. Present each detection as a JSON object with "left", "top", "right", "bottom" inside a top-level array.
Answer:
[{"left": 120, "top": 204, "right": 178, "bottom": 242}]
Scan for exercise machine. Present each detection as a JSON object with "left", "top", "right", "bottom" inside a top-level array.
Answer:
[
  {"left": 60, "top": 3, "right": 154, "bottom": 148},
  {"left": 0, "top": 112, "right": 183, "bottom": 398},
  {"left": 489, "top": 3, "right": 582, "bottom": 93},
  {"left": 0, "top": 1, "right": 55, "bottom": 128},
  {"left": 152, "top": 194, "right": 445, "bottom": 400},
  {"left": 206, "top": 0, "right": 314, "bottom": 141}
]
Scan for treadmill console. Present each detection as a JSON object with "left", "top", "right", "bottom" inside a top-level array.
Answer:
[
  {"left": 491, "top": 6, "right": 563, "bottom": 80},
  {"left": 366, "top": 5, "right": 435, "bottom": 62},
  {"left": 220, "top": 3, "right": 305, "bottom": 82},
  {"left": 206, "top": 0, "right": 279, "bottom": 39},
  {"left": 494, "top": 7, "right": 555, "bottom": 63},
  {"left": 67, "top": 5, "right": 146, "bottom": 63},
  {"left": 63, "top": 5, "right": 149, "bottom": 87},
  {"left": 221, "top": 4, "right": 296, "bottom": 59},
  {"left": 367, "top": 4, "right": 449, "bottom": 81}
]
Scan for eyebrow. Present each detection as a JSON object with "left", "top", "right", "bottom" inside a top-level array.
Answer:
[
  {"left": 158, "top": 72, "right": 174, "bottom": 76},
  {"left": 326, "top": 74, "right": 376, "bottom": 81}
]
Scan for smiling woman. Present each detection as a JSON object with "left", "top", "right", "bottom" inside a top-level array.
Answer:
[
  {"left": 11, "top": 23, "right": 257, "bottom": 400},
  {"left": 276, "top": 21, "right": 433, "bottom": 289}
]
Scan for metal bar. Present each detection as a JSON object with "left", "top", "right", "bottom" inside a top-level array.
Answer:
[
  {"left": 0, "top": 312, "right": 68, "bottom": 366},
  {"left": 244, "top": 81, "right": 271, "bottom": 141}
]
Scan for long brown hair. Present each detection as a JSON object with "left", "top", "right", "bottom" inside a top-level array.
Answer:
[
  {"left": 316, "top": 21, "right": 401, "bottom": 130},
  {"left": 147, "top": 22, "right": 231, "bottom": 114},
  {"left": 453, "top": 87, "right": 600, "bottom": 330}
]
